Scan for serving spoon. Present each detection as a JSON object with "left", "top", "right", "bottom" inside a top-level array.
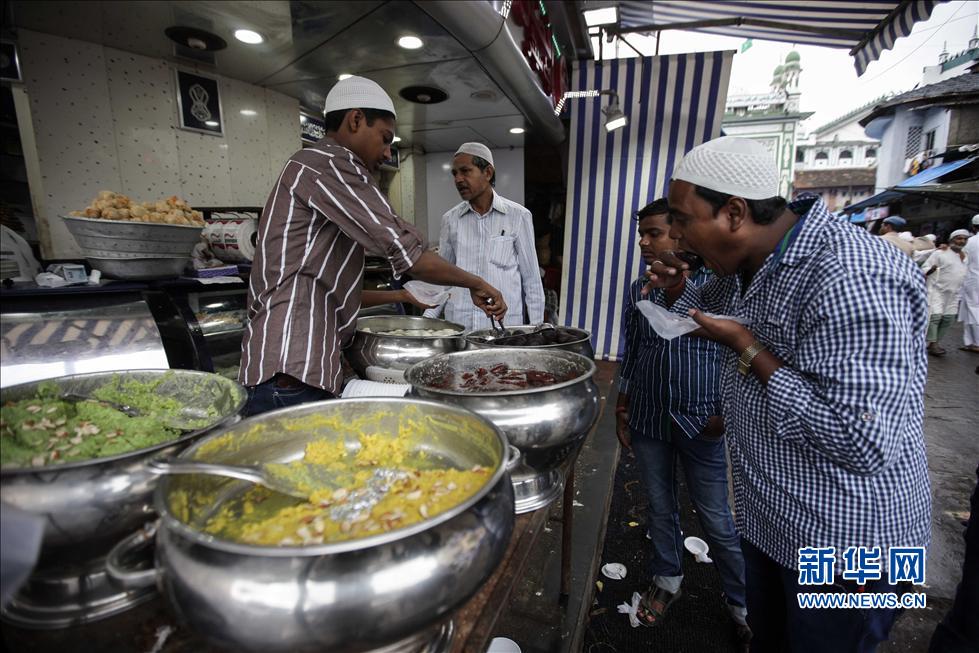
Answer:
[
  {"left": 60, "top": 393, "right": 206, "bottom": 432},
  {"left": 146, "top": 458, "right": 349, "bottom": 500}
]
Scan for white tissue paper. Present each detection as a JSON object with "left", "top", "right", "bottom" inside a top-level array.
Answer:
[
  {"left": 617, "top": 591, "right": 643, "bottom": 628},
  {"left": 635, "top": 300, "right": 746, "bottom": 340},
  {"left": 403, "top": 280, "right": 451, "bottom": 307}
]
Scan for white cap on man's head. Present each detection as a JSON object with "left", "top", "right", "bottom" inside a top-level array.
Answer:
[
  {"left": 973, "top": 214, "right": 979, "bottom": 226},
  {"left": 672, "top": 136, "right": 780, "bottom": 200},
  {"left": 951, "top": 229, "right": 971, "bottom": 240},
  {"left": 454, "top": 142, "right": 494, "bottom": 167},
  {"left": 323, "top": 76, "right": 396, "bottom": 117}
]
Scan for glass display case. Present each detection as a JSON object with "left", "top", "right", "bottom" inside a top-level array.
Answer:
[{"left": 183, "top": 287, "right": 249, "bottom": 380}]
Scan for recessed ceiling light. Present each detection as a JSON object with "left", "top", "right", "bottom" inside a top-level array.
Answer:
[
  {"left": 393, "top": 136, "right": 402, "bottom": 143},
  {"left": 509, "top": 127, "right": 525, "bottom": 134},
  {"left": 205, "top": 120, "right": 219, "bottom": 127},
  {"left": 338, "top": 73, "right": 353, "bottom": 81},
  {"left": 397, "top": 35, "right": 424, "bottom": 50},
  {"left": 234, "top": 29, "right": 264, "bottom": 44},
  {"left": 240, "top": 109, "right": 257, "bottom": 116},
  {"left": 583, "top": 6, "right": 618, "bottom": 27}
]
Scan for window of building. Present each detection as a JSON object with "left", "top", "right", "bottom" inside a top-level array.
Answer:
[
  {"left": 839, "top": 149, "right": 853, "bottom": 166},
  {"left": 905, "top": 125, "right": 922, "bottom": 157},
  {"left": 815, "top": 151, "right": 828, "bottom": 167},
  {"left": 795, "top": 148, "right": 805, "bottom": 163},
  {"left": 865, "top": 147, "right": 876, "bottom": 159},
  {"left": 924, "top": 129, "right": 936, "bottom": 152}
]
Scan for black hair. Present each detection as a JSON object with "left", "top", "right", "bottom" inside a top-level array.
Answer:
[
  {"left": 693, "top": 185, "right": 787, "bottom": 225},
  {"left": 635, "top": 198, "right": 669, "bottom": 221},
  {"left": 471, "top": 155, "right": 496, "bottom": 187},
  {"left": 323, "top": 108, "right": 395, "bottom": 133}
]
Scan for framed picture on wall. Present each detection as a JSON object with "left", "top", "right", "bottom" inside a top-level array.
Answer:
[
  {"left": 0, "top": 41, "right": 22, "bottom": 82},
  {"left": 174, "top": 69, "right": 223, "bottom": 136}
]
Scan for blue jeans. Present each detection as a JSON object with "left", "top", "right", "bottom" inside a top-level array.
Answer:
[
  {"left": 243, "top": 375, "right": 334, "bottom": 417},
  {"left": 631, "top": 424, "right": 747, "bottom": 612},
  {"left": 741, "top": 538, "right": 908, "bottom": 653}
]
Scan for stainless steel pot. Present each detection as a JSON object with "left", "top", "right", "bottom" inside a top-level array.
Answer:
[
  {"left": 404, "top": 349, "right": 600, "bottom": 514},
  {"left": 0, "top": 370, "right": 246, "bottom": 627},
  {"left": 107, "top": 398, "right": 515, "bottom": 653},
  {"left": 345, "top": 316, "right": 466, "bottom": 382},
  {"left": 465, "top": 325, "right": 595, "bottom": 358}
]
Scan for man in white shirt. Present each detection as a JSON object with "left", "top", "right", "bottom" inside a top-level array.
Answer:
[
  {"left": 959, "top": 215, "right": 979, "bottom": 353},
  {"left": 924, "top": 229, "right": 970, "bottom": 356},
  {"left": 424, "top": 143, "right": 545, "bottom": 330}
]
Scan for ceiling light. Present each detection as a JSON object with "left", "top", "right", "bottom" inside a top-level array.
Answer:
[
  {"left": 338, "top": 73, "right": 353, "bottom": 81},
  {"left": 300, "top": 115, "right": 307, "bottom": 123},
  {"left": 393, "top": 136, "right": 402, "bottom": 143},
  {"left": 509, "top": 127, "right": 525, "bottom": 134},
  {"left": 603, "top": 92, "right": 627, "bottom": 132},
  {"left": 234, "top": 29, "right": 264, "bottom": 45},
  {"left": 205, "top": 120, "right": 219, "bottom": 127},
  {"left": 583, "top": 6, "right": 618, "bottom": 27},
  {"left": 240, "top": 109, "right": 257, "bottom": 116},
  {"left": 397, "top": 35, "right": 424, "bottom": 50}
]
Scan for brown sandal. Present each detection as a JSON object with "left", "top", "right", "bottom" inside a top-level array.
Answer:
[{"left": 636, "top": 585, "right": 681, "bottom": 627}]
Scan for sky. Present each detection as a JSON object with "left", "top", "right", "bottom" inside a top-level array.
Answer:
[{"left": 591, "top": 0, "right": 979, "bottom": 134}]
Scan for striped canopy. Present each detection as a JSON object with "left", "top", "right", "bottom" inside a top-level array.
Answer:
[{"left": 613, "top": 1, "right": 942, "bottom": 76}]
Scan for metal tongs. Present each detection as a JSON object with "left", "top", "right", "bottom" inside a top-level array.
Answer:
[{"left": 489, "top": 315, "right": 509, "bottom": 338}]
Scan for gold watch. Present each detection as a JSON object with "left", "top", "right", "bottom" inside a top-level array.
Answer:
[{"left": 737, "top": 340, "right": 765, "bottom": 376}]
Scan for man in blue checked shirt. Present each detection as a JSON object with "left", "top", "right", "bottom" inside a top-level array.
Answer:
[
  {"left": 645, "top": 136, "right": 931, "bottom": 653},
  {"left": 616, "top": 198, "right": 751, "bottom": 649}
]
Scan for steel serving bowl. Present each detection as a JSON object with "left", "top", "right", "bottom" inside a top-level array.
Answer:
[
  {"left": 0, "top": 370, "right": 246, "bottom": 568},
  {"left": 107, "top": 398, "right": 515, "bottom": 653},
  {"left": 62, "top": 215, "right": 203, "bottom": 258},
  {"left": 345, "top": 315, "right": 467, "bottom": 381},
  {"left": 404, "top": 349, "right": 600, "bottom": 513},
  {"left": 465, "top": 325, "right": 595, "bottom": 358}
]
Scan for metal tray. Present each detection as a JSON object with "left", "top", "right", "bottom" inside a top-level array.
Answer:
[{"left": 63, "top": 215, "right": 202, "bottom": 257}]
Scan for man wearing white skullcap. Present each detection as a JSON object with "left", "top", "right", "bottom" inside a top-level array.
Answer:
[
  {"left": 923, "top": 229, "right": 970, "bottom": 355},
  {"left": 643, "top": 136, "right": 931, "bottom": 651},
  {"left": 957, "top": 215, "right": 979, "bottom": 352},
  {"left": 423, "top": 142, "right": 544, "bottom": 329},
  {"left": 240, "top": 77, "right": 507, "bottom": 415}
]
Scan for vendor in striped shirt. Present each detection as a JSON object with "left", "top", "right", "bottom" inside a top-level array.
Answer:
[
  {"left": 616, "top": 198, "right": 750, "bottom": 646},
  {"left": 239, "top": 77, "right": 507, "bottom": 416},
  {"left": 645, "top": 137, "right": 931, "bottom": 652}
]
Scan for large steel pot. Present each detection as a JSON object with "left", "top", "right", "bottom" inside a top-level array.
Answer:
[
  {"left": 0, "top": 369, "right": 246, "bottom": 627},
  {"left": 465, "top": 325, "right": 595, "bottom": 358},
  {"left": 404, "top": 349, "right": 600, "bottom": 513},
  {"left": 345, "top": 316, "right": 466, "bottom": 382},
  {"left": 107, "top": 398, "right": 515, "bottom": 653}
]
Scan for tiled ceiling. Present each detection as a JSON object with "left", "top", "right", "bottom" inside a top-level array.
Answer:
[{"left": 7, "top": 0, "right": 530, "bottom": 151}]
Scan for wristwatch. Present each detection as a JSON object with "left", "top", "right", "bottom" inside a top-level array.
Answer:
[{"left": 737, "top": 340, "right": 766, "bottom": 376}]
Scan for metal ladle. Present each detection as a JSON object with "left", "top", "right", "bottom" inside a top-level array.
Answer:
[{"left": 146, "top": 458, "right": 348, "bottom": 500}]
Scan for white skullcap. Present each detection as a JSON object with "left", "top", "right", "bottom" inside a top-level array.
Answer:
[
  {"left": 672, "top": 136, "right": 780, "bottom": 200},
  {"left": 323, "top": 76, "right": 396, "bottom": 118},
  {"left": 950, "top": 229, "right": 971, "bottom": 239},
  {"left": 973, "top": 214, "right": 979, "bottom": 225},
  {"left": 924, "top": 234, "right": 937, "bottom": 241},
  {"left": 898, "top": 231, "right": 914, "bottom": 242},
  {"left": 454, "top": 142, "right": 494, "bottom": 167}
]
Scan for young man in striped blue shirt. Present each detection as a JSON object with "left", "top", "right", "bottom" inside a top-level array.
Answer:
[
  {"left": 646, "top": 137, "right": 931, "bottom": 652},
  {"left": 617, "top": 198, "right": 751, "bottom": 648}
]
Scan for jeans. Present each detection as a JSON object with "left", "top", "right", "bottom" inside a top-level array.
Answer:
[
  {"left": 741, "top": 538, "right": 907, "bottom": 653},
  {"left": 243, "top": 375, "right": 334, "bottom": 417},
  {"left": 631, "top": 424, "right": 747, "bottom": 615}
]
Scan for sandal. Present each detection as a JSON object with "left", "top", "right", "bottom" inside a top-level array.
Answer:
[{"left": 636, "top": 585, "right": 681, "bottom": 627}]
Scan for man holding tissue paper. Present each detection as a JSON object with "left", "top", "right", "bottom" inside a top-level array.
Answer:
[
  {"left": 644, "top": 136, "right": 930, "bottom": 652},
  {"left": 616, "top": 198, "right": 750, "bottom": 644}
]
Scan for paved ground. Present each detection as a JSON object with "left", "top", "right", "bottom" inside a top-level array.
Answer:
[{"left": 495, "top": 325, "right": 977, "bottom": 652}]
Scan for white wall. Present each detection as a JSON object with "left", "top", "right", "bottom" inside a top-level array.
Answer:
[
  {"left": 423, "top": 147, "right": 525, "bottom": 245},
  {"left": 17, "top": 29, "right": 300, "bottom": 258}
]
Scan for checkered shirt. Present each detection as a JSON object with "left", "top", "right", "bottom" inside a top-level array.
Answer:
[{"left": 688, "top": 195, "right": 931, "bottom": 572}]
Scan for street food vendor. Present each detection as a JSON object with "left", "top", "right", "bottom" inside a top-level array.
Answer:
[{"left": 239, "top": 76, "right": 507, "bottom": 415}]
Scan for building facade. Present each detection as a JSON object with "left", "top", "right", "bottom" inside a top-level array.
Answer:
[
  {"left": 721, "top": 51, "right": 812, "bottom": 198},
  {"left": 793, "top": 102, "right": 881, "bottom": 210}
]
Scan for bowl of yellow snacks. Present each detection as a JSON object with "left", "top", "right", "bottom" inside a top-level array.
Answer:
[{"left": 106, "top": 397, "right": 515, "bottom": 653}]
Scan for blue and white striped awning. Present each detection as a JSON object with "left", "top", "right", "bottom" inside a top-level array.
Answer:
[{"left": 613, "top": 1, "right": 942, "bottom": 76}]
